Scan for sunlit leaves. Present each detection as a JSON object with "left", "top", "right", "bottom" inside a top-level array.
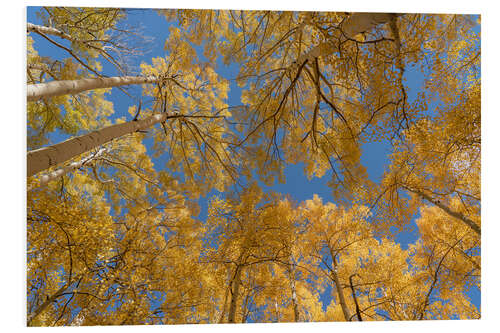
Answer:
[{"left": 139, "top": 38, "right": 237, "bottom": 196}]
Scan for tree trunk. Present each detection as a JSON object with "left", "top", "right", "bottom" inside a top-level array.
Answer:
[
  {"left": 27, "top": 113, "right": 171, "bottom": 177},
  {"left": 28, "top": 147, "right": 107, "bottom": 191},
  {"left": 341, "top": 12, "right": 400, "bottom": 39},
  {"left": 228, "top": 265, "right": 242, "bottom": 323},
  {"left": 289, "top": 275, "right": 300, "bottom": 322},
  {"left": 27, "top": 75, "right": 158, "bottom": 102},
  {"left": 26, "top": 270, "right": 89, "bottom": 328},
  {"left": 27, "top": 282, "right": 69, "bottom": 326},
  {"left": 27, "top": 22, "right": 74, "bottom": 41},
  {"left": 349, "top": 274, "right": 363, "bottom": 321},
  {"left": 287, "top": 258, "right": 300, "bottom": 322},
  {"left": 403, "top": 186, "right": 481, "bottom": 236},
  {"left": 292, "top": 13, "right": 400, "bottom": 71},
  {"left": 329, "top": 249, "right": 352, "bottom": 321}
]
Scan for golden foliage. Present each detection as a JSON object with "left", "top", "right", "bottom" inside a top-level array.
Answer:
[{"left": 27, "top": 8, "right": 480, "bottom": 325}]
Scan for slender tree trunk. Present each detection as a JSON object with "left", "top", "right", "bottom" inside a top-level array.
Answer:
[
  {"left": 228, "top": 265, "right": 242, "bottom": 323},
  {"left": 28, "top": 147, "right": 107, "bottom": 191},
  {"left": 329, "top": 249, "right": 351, "bottom": 321},
  {"left": 287, "top": 258, "right": 300, "bottom": 322},
  {"left": 289, "top": 275, "right": 300, "bottom": 322},
  {"left": 27, "top": 23, "right": 74, "bottom": 41},
  {"left": 403, "top": 186, "right": 481, "bottom": 236},
  {"left": 27, "top": 75, "right": 158, "bottom": 102},
  {"left": 27, "top": 281, "right": 73, "bottom": 326},
  {"left": 348, "top": 274, "right": 363, "bottom": 321},
  {"left": 341, "top": 12, "right": 400, "bottom": 39},
  {"left": 292, "top": 13, "right": 400, "bottom": 71},
  {"left": 27, "top": 113, "right": 172, "bottom": 177}
]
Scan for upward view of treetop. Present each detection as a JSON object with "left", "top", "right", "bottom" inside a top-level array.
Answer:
[{"left": 26, "top": 7, "right": 480, "bottom": 326}]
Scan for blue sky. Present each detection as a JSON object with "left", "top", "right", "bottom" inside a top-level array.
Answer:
[{"left": 26, "top": 7, "right": 480, "bottom": 315}]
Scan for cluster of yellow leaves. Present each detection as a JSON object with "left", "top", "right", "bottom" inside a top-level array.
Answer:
[
  {"left": 372, "top": 67, "right": 480, "bottom": 235},
  {"left": 138, "top": 29, "right": 238, "bottom": 196},
  {"left": 27, "top": 185, "right": 114, "bottom": 326}
]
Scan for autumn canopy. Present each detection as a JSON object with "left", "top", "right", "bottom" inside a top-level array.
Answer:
[{"left": 26, "top": 7, "right": 480, "bottom": 326}]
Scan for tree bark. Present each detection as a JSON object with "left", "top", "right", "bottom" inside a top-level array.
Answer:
[
  {"left": 341, "top": 12, "right": 400, "bottom": 39},
  {"left": 287, "top": 258, "right": 300, "bottom": 322},
  {"left": 27, "top": 283, "right": 69, "bottom": 326},
  {"left": 228, "top": 265, "right": 242, "bottom": 323},
  {"left": 27, "top": 75, "right": 158, "bottom": 102},
  {"left": 289, "top": 274, "right": 300, "bottom": 322},
  {"left": 329, "top": 249, "right": 352, "bottom": 321},
  {"left": 348, "top": 274, "right": 363, "bottom": 321},
  {"left": 403, "top": 186, "right": 481, "bottom": 236},
  {"left": 28, "top": 147, "right": 107, "bottom": 191},
  {"left": 27, "top": 113, "right": 171, "bottom": 177},
  {"left": 27, "top": 22, "right": 74, "bottom": 41}
]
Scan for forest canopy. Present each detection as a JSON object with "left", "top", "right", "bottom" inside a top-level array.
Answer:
[{"left": 26, "top": 7, "right": 480, "bottom": 326}]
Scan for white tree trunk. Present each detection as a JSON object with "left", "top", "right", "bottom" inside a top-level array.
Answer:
[
  {"left": 403, "top": 186, "right": 481, "bottom": 236},
  {"left": 27, "top": 113, "right": 169, "bottom": 177},
  {"left": 27, "top": 22, "right": 74, "bottom": 41},
  {"left": 292, "top": 13, "right": 400, "bottom": 70},
  {"left": 341, "top": 12, "right": 398, "bottom": 39},
  {"left": 27, "top": 76, "right": 158, "bottom": 102},
  {"left": 289, "top": 267, "right": 300, "bottom": 322},
  {"left": 329, "top": 249, "right": 352, "bottom": 321},
  {"left": 28, "top": 147, "right": 107, "bottom": 191}
]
